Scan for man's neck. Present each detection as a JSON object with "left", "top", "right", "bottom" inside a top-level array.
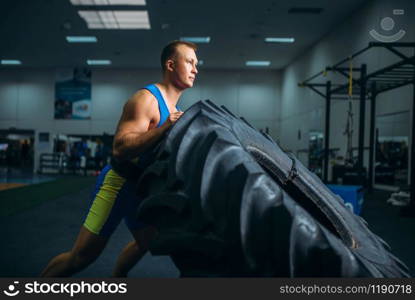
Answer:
[{"left": 156, "top": 80, "right": 183, "bottom": 106}]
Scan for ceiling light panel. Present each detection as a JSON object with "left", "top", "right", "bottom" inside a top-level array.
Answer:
[
  {"left": 87, "top": 59, "right": 112, "bottom": 65},
  {"left": 246, "top": 61, "right": 271, "bottom": 67},
  {"left": 265, "top": 37, "right": 295, "bottom": 43},
  {"left": 70, "top": 0, "right": 146, "bottom": 5},
  {"left": 1, "top": 60, "right": 22, "bottom": 65},
  {"left": 78, "top": 10, "right": 150, "bottom": 29},
  {"left": 66, "top": 36, "right": 98, "bottom": 42},
  {"left": 180, "top": 37, "right": 210, "bottom": 43}
]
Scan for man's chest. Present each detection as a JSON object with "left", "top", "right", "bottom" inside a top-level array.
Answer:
[{"left": 148, "top": 104, "right": 178, "bottom": 129}]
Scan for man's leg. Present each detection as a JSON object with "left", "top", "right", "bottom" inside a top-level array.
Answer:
[
  {"left": 41, "top": 165, "right": 127, "bottom": 277},
  {"left": 112, "top": 226, "right": 157, "bottom": 277},
  {"left": 41, "top": 226, "right": 108, "bottom": 277}
]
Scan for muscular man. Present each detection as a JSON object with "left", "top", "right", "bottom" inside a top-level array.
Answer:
[{"left": 41, "top": 40, "right": 199, "bottom": 277}]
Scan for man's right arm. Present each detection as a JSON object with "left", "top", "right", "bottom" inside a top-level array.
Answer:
[{"left": 112, "top": 91, "right": 182, "bottom": 162}]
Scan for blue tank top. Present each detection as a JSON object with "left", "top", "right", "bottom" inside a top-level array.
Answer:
[
  {"left": 142, "top": 84, "right": 180, "bottom": 127},
  {"left": 111, "top": 83, "right": 180, "bottom": 179}
]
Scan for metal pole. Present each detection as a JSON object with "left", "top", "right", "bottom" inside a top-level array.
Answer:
[
  {"left": 358, "top": 64, "right": 367, "bottom": 185},
  {"left": 402, "top": 76, "right": 415, "bottom": 217},
  {"left": 324, "top": 81, "right": 331, "bottom": 183},
  {"left": 368, "top": 82, "right": 377, "bottom": 193},
  {"left": 410, "top": 77, "right": 415, "bottom": 214}
]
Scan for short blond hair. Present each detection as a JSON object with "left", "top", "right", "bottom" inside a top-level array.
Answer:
[{"left": 160, "top": 40, "right": 197, "bottom": 72}]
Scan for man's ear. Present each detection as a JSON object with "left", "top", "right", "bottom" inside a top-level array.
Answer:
[{"left": 166, "top": 59, "right": 175, "bottom": 72}]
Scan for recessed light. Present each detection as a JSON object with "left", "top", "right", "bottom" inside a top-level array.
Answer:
[
  {"left": 66, "top": 36, "right": 98, "bottom": 43},
  {"left": 78, "top": 10, "right": 151, "bottom": 29},
  {"left": 87, "top": 59, "right": 112, "bottom": 65},
  {"left": 198, "top": 60, "right": 204, "bottom": 66},
  {"left": 1, "top": 60, "right": 22, "bottom": 65},
  {"left": 180, "top": 37, "right": 210, "bottom": 43},
  {"left": 246, "top": 61, "right": 271, "bottom": 67},
  {"left": 70, "top": 0, "right": 146, "bottom": 5},
  {"left": 265, "top": 37, "right": 295, "bottom": 43}
]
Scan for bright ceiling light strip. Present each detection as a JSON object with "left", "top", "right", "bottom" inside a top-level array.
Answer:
[
  {"left": 78, "top": 11, "right": 99, "bottom": 22},
  {"left": 66, "top": 36, "right": 98, "bottom": 42},
  {"left": 108, "top": 0, "right": 146, "bottom": 4},
  {"left": 119, "top": 23, "right": 148, "bottom": 28},
  {"left": 78, "top": 10, "right": 150, "bottom": 29},
  {"left": 114, "top": 11, "right": 147, "bottom": 18},
  {"left": 88, "top": 23, "right": 106, "bottom": 28},
  {"left": 87, "top": 59, "right": 112, "bottom": 65},
  {"left": 265, "top": 37, "right": 295, "bottom": 43},
  {"left": 70, "top": 0, "right": 146, "bottom": 5},
  {"left": 99, "top": 11, "right": 117, "bottom": 23},
  {"left": 246, "top": 61, "right": 271, "bottom": 67},
  {"left": 1, "top": 60, "right": 22, "bottom": 65},
  {"left": 180, "top": 37, "right": 210, "bottom": 43},
  {"left": 114, "top": 11, "right": 149, "bottom": 22},
  {"left": 70, "top": 0, "right": 89, "bottom": 4},
  {"left": 94, "top": 10, "right": 117, "bottom": 29}
]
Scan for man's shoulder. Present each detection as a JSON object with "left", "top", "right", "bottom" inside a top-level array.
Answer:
[
  {"left": 128, "top": 88, "right": 158, "bottom": 110},
  {"left": 130, "top": 88, "right": 155, "bottom": 102}
]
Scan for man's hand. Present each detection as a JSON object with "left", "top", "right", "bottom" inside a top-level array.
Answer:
[{"left": 162, "top": 111, "right": 184, "bottom": 128}]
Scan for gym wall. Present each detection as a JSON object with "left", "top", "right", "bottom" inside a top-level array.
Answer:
[
  {"left": 0, "top": 69, "right": 281, "bottom": 171},
  {"left": 279, "top": 0, "right": 414, "bottom": 180}
]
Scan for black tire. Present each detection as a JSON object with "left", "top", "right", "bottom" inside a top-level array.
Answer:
[{"left": 136, "top": 100, "right": 410, "bottom": 277}]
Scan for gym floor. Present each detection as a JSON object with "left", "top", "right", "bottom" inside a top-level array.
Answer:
[
  {"left": 0, "top": 179, "right": 414, "bottom": 277},
  {"left": 0, "top": 179, "right": 179, "bottom": 278}
]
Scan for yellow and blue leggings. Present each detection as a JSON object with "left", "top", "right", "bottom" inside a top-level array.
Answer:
[{"left": 83, "top": 165, "right": 146, "bottom": 237}]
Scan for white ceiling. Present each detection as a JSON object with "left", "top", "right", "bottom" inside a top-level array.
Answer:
[{"left": 0, "top": 0, "right": 369, "bottom": 70}]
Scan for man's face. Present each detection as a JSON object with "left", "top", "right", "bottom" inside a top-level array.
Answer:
[{"left": 170, "top": 45, "right": 198, "bottom": 89}]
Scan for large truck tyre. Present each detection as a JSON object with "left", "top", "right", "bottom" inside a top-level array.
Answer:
[{"left": 136, "top": 100, "right": 410, "bottom": 277}]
